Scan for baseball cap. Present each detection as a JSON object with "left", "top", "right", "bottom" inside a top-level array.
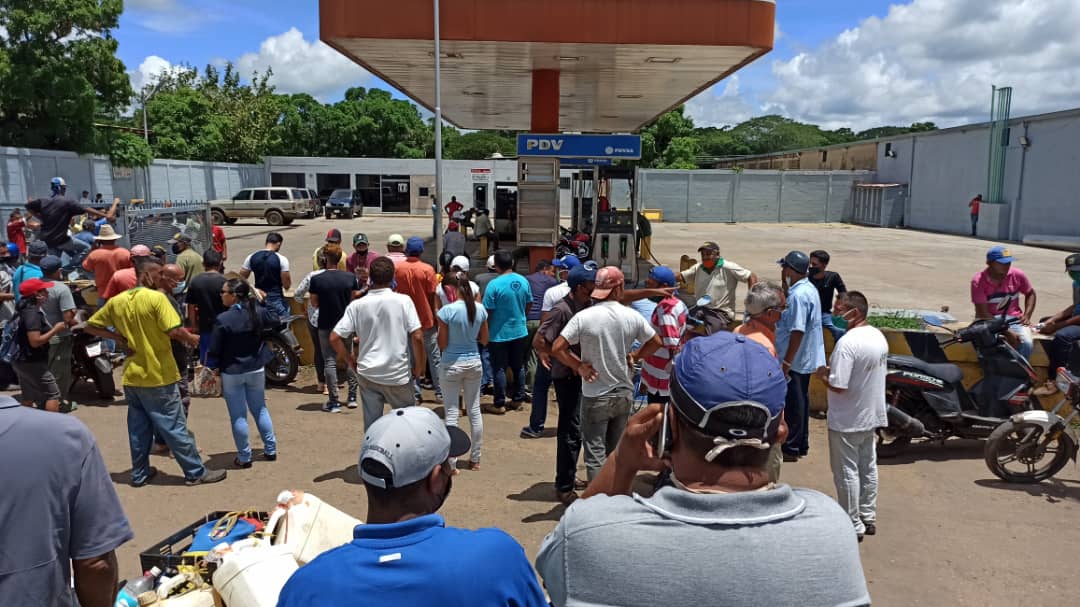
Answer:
[
  {"left": 986, "top": 245, "right": 1014, "bottom": 264},
  {"left": 648, "top": 265, "right": 677, "bottom": 287},
  {"left": 450, "top": 255, "right": 470, "bottom": 272},
  {"left": 405, "top": 236, "right": 425, "bottom": 256},
  {"left": 388, "top": 234, "right": 405, "bottom": 247},
  {"left": 4, "top": 243, "right": 18, "bottom": 259},
  {"left": 591, "top": 266, "right": 625, "bottom": 300},
  {"left": 1066, "top": 253, "right": 1080, "bottom": 272},
  {"left": 567, "top": 265, "right": 598, "bottom": 289},
  {"left": 168, "top": 232, "right": 192, "bottom": 244},
  {"left": 552, "top": 255, "right": 582, "bottom": 270},
  {"left": 18, "top": 277, "right": 54, "bottom": 297},
  {"left": 130, "top": 244, "right": 152, "bottom": 258},
  {"left": 777, "top": 250, "right": 810, "bottom": 275},
  {"left": 698, "top": 241, "right": 720, "bottom": 253},
  {"left": 353, "top": 233, "right": 369, "bottom": 246},
  {"left": 38, "top": 255, "right": 62, "bottom": 273},
  {"left": 359, "top": 407, "right": 470, "bottom": 489},
  {"left": 326, "top": 228, "right": 342, "bottom": 243},
  {"left": 50, "top": 177, "right": 66, "bottom": 187},
  {"left": 28, "top": 241, "right": 48, "bottom": 257},
  {"left": 671, "top": 332, "right": 787, "bottom": 461},
  {"left": 486, "top": 255, "right": 496, "bottom": 271},
  {"left": 151, "top": 245, "right": 168, "bottom": 259}
]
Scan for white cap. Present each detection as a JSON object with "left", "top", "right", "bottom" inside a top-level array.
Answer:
[
  {"left": 486, "top": 255, "right": 496, "bottom": 270},
  {"left": 450, "top": 255, "right": 470, "bottom": 272},
  {"left": 360, "top": 407, "right": 470, "bottom": 489}
]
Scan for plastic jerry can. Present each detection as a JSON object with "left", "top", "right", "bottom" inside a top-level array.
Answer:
[
  {"left": 211, "top": 542, "right": 298, "bottom": 607},
  {"left": 266, "top": 490, "right": 362, "bottom": 564}
]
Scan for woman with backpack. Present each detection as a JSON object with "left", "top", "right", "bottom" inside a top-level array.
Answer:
[
  {"left": 9, "top": 278, "right": 67, "bottom": 411},
  {"left": 207, "top": 279, "right": 280, "bottom": 468}
]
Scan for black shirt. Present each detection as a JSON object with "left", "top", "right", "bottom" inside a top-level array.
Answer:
[
  {"left": 28, "top": 197, "right": 85, "bottom": 246},
  {"left": 309, "top": 270, "right": 360, "bottom": 330},
  {"left": 187, "top": 272, "right": 228, "bottom": 334},
  {"left": 248, "top": 250, "right": 285, "bottom": 296},
  {"left": 17, "top": 303, "right": 50, "bottom": 362},
  {"left": 810, "top": 270, "right": 846, "bottom": 314}
]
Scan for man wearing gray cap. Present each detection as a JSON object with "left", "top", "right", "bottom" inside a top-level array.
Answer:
[
  {"left": 776, "top": 250, "right": 826, "bottom": 462},
  {"left": 13, "top": 240, "right": 47, "bottom": 303},
  {"left": 40, "top": 256, "right": 78, "bottom": 404},
  {"left": 277, "top": 407, "right": 547, "bottom": 607},
  {"left": 676, "top": 241, "right": 757, "bottom": 332}
]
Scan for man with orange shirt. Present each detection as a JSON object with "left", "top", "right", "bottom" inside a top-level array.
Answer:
[
  {"left": 395, "top": 236, "right": 441, "bottom": 403},
  {"left": 81, "top": 225, "right": 131, "bottom": 298},
  {"left": 100, "top": 245, "right": 152, "bottom": 302},
  {"left": 734, "top": 281, "right": 786, "bottom": 357}
]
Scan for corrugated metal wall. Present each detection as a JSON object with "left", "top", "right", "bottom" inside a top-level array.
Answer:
[{"left": 639, "top": 170, "right": 872, "bottom": 223}]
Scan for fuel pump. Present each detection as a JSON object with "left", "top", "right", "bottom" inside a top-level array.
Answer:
[{"left": 589, "top": 167, "right": 638, "bottom": 281}]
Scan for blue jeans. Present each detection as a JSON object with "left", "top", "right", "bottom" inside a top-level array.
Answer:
[
  {"left": 783, "top": 371, "right": 812, "bottom": 457},
  {"left": 479, "top": 343, "right": 493, "bottom": 386},
  {"left": 221, "top": 368, "right": 277, "bottom": 463},
  {"left": 528, "top": 362, "right": 552, "bottom": 432},
  {"left": 490, "top": 336, "right": 528, "bottom": 407},
  {"left": 1008, "top": 323, "right": 1034, "bottom": 361},
  {"left": 970, "top": 213, "right": 978, "bottom": 236},
  {"left": 50, "top": 237, "right": 91, "bottom": 271},
  {"left": 126, "top": 384, "right": 205, "bottom": 484},
  {"left": 821, "top": 313, "right": 846, "bottom": 343},
  {"left": 411, "top": 327, "right": 442, "bottom": 398},
  {"left": 198, "top": 333, "right": 214, "bottom": 366},
  {"left": 1047, "top": 325, "right": 1080, "bottom": 378},
  {"left": 264, "top": 293, "right": 289, "bottom": 318}
]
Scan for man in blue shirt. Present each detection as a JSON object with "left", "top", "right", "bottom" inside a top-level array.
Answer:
[
  {"left": 278, "top": 406, "right": 547, "bottom": 607},
  {"left": 12, "top": 240, "right": 46, "bottom": 302},
  {"left": 775, "top": 250, "right": 826, "bottom": 462},
  {"left": 483, "top": 250, "right": 533, "bottom": 414},
  {"left": 239, "top": 232, "right": 291, "bottom": 318},
  {"left": 522, "top": 259, "right": 558, "bottom": 438}
]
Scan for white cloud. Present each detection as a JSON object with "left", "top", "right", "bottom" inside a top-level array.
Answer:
[
  {"left": 685, "top": 75, "right": 757, "bottom": 127},
  {"left": 235, "top": 28, "right": 371, "bottom": 99},
  {"left": 128, "top": 0, "right": 209, "bottom": 34},
  {"left": 763, "top": 0, "right": 1080, "bottom": 130},
  {"left": 128, "top": 55, "right": 182, "bottom": 94}
]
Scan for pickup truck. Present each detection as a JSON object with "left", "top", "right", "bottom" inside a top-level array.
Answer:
[{"left": 209, "top": 187, "right": 312, "bottom": 226}]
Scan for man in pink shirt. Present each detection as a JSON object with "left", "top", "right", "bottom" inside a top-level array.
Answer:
[{"left": 970, "top": 245, "right": 1037, "bottom": 359}]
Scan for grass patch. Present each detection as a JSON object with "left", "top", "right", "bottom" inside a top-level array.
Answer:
[{"left": 867, "top": 314, "right": 924, "bottom": 331}]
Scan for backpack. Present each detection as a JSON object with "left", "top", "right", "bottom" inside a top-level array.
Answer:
[{"left": 0, "top": 314, "right": 24, "bottom": 365}]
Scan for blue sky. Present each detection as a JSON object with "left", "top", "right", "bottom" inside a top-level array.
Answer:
[{"left": 119, "top": 0, "right": 1080, "bottom": 131}]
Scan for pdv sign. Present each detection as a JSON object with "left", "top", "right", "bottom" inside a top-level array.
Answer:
[{"left": 517, "top": 134, "right": 642, "bottom": 160}]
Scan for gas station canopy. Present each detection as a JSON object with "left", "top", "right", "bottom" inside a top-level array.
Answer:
[{"left": 320, "top": 0, "right": 775, "bottom": 133}]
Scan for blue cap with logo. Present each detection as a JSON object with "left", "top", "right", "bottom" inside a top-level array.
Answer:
[
  {"left": 567, "top": 265, "right": 598, "bottom": 289},
  {"left": 648, "top": 265, "right": 677, "bottom": 288},
  {"left": 405, "top": 236, "right": 425, "bottom": 256},
  {"left": 38, "top": 255, "right": 62, "bottom": 273},
  {"left": 671, "top": 332, "right": 787, "bottom": 460},
  {"left": 553, "top": 255, "right": 581, "bottom": 270},
  {"left": 986, "top": 245, "right": 1013, "bottom": 264}
]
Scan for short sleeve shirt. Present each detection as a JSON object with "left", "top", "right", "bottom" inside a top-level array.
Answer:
[
  {"left": 243, "top": 250, "right": 290, "bottom": 295},
  {"left": 333, "top": 289, "right": 421, "bottom": 385},
  {"left": 31, "top": 197, "right": 84, "bottom": 246},
  {"left": 483, "top": 273, "right": 533, "bottom": 343},
  {"left": 679, "top": 260, "right": 753, "bottom": 317},
  {"left": 810, "top": 270, "right": 846, "bottom": 314},
  {"left": 437, "top": 301, "right": 487, "bottom": 365},
  {"left": 775, "top": 278, "right": 826, "bottom": 374},
  {"left": 12, "top": 263, "right": 43, "bottom": 303},
  {"left": 559, "top": 301, "right": 656, "bottom": 397},
  {"left": 186, "top": 271, "right": 228, "bottom": 334},
  {"left": 540, "top": 296, "right": 588, "bottom": 379},
  {"left": 82, "top": 246, "right": 132, "bottom": 296},
  {"left": 525, "top": 272, "right": 559, "bottom": 321},
  {"left": 827, "top": 325, "right": 889, "bottom": 433},
  {"left": 101, "top": 267, "right": 137, "bottom": 300},
  {"left": 212, "top": 225, "right": 227, "bottom": 254},
  {"left": 88, "top": 287, "right": 182, "bottom": 387},
  {"left": 176, "top": 248, "right": 204, "bottom": 285},
  {"left": 394, "top": 258, "right": 438, "bottom": 330},
  {"left": 0, "top": 400, "right": 133, "bottom": 606},
  {"left": 542, "top": 282, "right": 572, "bottom": 313},
  {"left": 16, "top": 304, "right": 50, "bottom": 362},
  {"left": 43, "top": 283, "right": 76, "bottom": 339},
  {"left": 310, "top": 270, "right": 360, "bottom": 330},
  {"left": 970, "top": 267, "right": 1033, "bottom": 319}
]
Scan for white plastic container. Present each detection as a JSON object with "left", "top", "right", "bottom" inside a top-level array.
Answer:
[
  {"left": 266, "top": 490, "right": 362, "bottom": 564},
  {"left": 211, "top": 542, "right": 298, "bottom": 607},
  {"left": 158, "top": 588, "right": 215, "bottom": 607}
]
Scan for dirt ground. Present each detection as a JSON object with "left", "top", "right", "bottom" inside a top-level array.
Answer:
[{"left": 21, "top": 217, "right": 1080, "bottom": 606}]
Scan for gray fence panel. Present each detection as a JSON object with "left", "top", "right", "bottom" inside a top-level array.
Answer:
[
  {"left": 781, "top": 174, "right": 829, "bottom": 222},
  {"left": 212, "top": 166, "right": 234, "bottom": 200},
  {"left": 642, "top": 172, "right": 690, "bottom": 222},
  {"left": 689, "top": 173, "right": 735, "bottom": 222},
  {"left": 168, "top": 163, "right": 191, "bottom": 200},
  {"left": 0, "top": 155, "right": 25, "bottom": 202},
  {"left": 92, "top": 158, "right": 115, "bottom": 200},
  {"left": 735, "top": 173, "right": 781, "bottom": 222},
  {"left": 828, "top": 175, "right": 855, "bottom": 222},
  {"left": 55, "top": 157, "right": 93, "bottom": 195},
  {"left": 148, "top": 163, "right": 171, "bottom": 200}
]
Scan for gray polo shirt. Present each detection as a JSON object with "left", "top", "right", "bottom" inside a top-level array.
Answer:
[
  {"left": 43, "top": 281, "right": 76, "bottom": 339},
  {"left": 536, "top": 484, "right": 870, "bottom": 607},
  {"left": 0, "top": 397, "right": 133, "bottom": 605}
]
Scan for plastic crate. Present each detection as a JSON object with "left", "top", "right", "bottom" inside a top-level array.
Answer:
[{"left": 139, "top": 511, "right": 270, "bottom": 575}]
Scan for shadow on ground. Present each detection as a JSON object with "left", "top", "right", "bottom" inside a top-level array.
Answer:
[
  {"left": 314, "top": 464, "right": 362, "bottom": 485},
  {"left": 974, "top": 477, "right": 1080, "bottom": 503},
  {"left": 877, "top": 438, "right": 984, "bottom": 465}
]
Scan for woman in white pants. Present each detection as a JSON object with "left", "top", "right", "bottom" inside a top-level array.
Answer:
[{"left": 436, "top": 272, "right": 489, "bottom": 471}]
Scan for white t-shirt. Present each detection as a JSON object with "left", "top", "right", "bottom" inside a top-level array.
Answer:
[
  {"left": 542, "top": 282, "right": 571, "bottom": 313},
  {"left": 826, "top": 325, "right": 889, "bottom": 432},
  {"left": 333, "top": 288, "right": 421, "bottom": 386},
  {"left": 560, "top": 301, "right": 656, "bottom": 398}
]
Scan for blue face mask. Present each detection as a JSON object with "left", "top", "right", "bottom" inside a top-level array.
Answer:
[{"left": 172, "top": 281, "right": 186, "bottom": 295}]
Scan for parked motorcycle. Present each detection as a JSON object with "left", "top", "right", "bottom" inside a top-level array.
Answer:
[
  {"left": 71, "top": 309, "right": 122, "bottom": 400},
  {"left": 984, "top": 359, "right": 1080, "bottom": 483},
  {"left": 877, "top": 315, "right": 1041, "bottom": 458},
  {"left": 556, "top": 226, "right": 591, "bottom": 261},
  {"left": 264, "top": 315, "right": 303, "bottom": 387},
  {"left": 683, "top": 295, "right": 716, "bottom": 343}
]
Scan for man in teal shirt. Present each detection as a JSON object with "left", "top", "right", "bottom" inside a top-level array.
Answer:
[
  {"left": 483, "top": 250, "right": 532, "bottom": 413},
  {"left": 12, "top": 240, "right": 46, "bottom": 302}
]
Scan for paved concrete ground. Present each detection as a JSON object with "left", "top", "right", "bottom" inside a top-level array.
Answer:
[{"left": 26, "top": 216, "right": 1080, "bottom": 606}]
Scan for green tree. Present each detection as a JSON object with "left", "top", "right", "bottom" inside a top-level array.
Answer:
[
  {"left": 445, "top": 130, "right": 516, "bottom": 160},
  {"left": 658, "top": 136, "right": 701, "bottom": 169},
  {"left": 0, "top": 0, "right": 132, "bottom": 153},
  {"left": 639, "top": 107, "right": 695, "bottom": 167},
  {"left": 728, "top": 115, "right": 830, "bottom": 155},
  {"left": 333, "top": 87, "right": 429, "bottom": 158},
  {"left": 107, "top": 131, "right": 153, "bottom": 168}
]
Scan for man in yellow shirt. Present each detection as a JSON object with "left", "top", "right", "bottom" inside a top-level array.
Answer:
[
  {"left": 312, "top": 228, "right": 347, "bottom": 271},
  {"left": 86, "top": 257, "right": 226, "bottom": 487}
]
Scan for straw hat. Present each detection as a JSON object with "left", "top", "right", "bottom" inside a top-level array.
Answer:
[{"left": 96, "top": 224, "right": 122, "bottom": 241}]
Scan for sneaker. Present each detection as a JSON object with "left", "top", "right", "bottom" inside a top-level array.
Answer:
[
  {"left": 433, "top": 393, "right": 444, "bottom": 404},
  {"left": 346, "top": 400, "right": 359, "bottom": 409},
  {"left": 481, "top": 384, "right": 494, "bottom": 396},
  {"left": 59, "top": 401, "right": 78, "bottom": 413},
  {"left": 419, "top": 378, "right": 435, "bottom": 390},
  {"left": 415, "top": 395, "right": 424, "bottom": 406},
  {"left": 263, "top": 452, "right": 278, "bottom": 462},
  {"left": 233, "top": 458, "right": 252, "bottom": 469},
  {"left": 520, "top": 426, "right": 544, "bottom": 439},
  {"left": 863, "top": 523, "right": 877, "bottom": 536},
  {"left": 782, "top": 453, "right": 800, "bottom": 463},
  {"left": 322, "top": 402, "right": 342, "bottom": 413},
  {"left": 483, "top": 403, "right": 506, "bottom": 415},
  {"left": 131, "top": 466, "right": 159, "bottom": 488},
  {"left": 186, "top": 468, "right": 227, "bottom": 486}
]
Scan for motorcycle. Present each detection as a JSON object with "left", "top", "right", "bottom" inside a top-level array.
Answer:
[
  {"left": 264, "top": 315, "right": 303, "bottom": 387},
  {"left": 877, "top": 314, "right": 1041, "bottom": 458},
  {"left": 556, "top": 226, "right": 591, "bottom": 261},
  {"left": 984, "top": 355, "right": 1080, "bottom": 483},
  {"left": 682, "top": 295, "right": 716, "bottom": 343},
  {"left": 71, "top": 310, "right": 122, "bottom": 400}
]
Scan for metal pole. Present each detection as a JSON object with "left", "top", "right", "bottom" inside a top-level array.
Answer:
[{"left": 433, "top": 0, "right": 444, "bottom": 255}]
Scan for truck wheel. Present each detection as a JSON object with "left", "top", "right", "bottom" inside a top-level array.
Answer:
[
  {"left": 265, "top": 210, "right": 285, "bottom": 226},
  {"left": 210, "top": 209, "right": 226, "bottom": 225},
  {"left": 282, "top": 218, "right": 294, "bottom": 225},
  {"left": 346, "top": 207, "right": 354, "bottom": 220},
  {"left": 325, "top": 208, "right": 333, "bottom": 220}
]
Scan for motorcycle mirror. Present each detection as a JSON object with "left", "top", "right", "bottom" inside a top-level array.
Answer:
[{"left": 696, "top": 295, "right": 712, "bottom": 307}]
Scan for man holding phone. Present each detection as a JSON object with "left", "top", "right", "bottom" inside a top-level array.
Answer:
[{"left": 536, "top": 332, "right": 870, "bottom": 607}]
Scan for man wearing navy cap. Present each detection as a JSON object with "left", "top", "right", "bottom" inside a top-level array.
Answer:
[
  {"left": 278, "top": 407, "right": 547, "bottom": 607},
  {"left": 536, "top": 332, "right": 870, "bottom": 607},
  {"left": 776, "top": 250, "right": 826, "bottom": 462},
  {"left": 970, "top": 245, "right": 1036, "bottom": 360},
  {"left": 640, "top": 266, "right": 688, "bottom": 406}
]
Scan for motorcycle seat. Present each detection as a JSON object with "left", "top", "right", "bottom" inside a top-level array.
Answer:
[{"left": 888, "top": 355, "right": 964, "bottom": 385}]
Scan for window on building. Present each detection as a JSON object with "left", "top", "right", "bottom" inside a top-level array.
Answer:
[
  {"left": 381, "top": 175, "right": 410, "bottom": 213},
  {"left": 884, "top": 143, "right": 894, "bottom": 157},
  {"left": 418, "top": 187, "right": 430, "bottom": 197},
  {"left": 355, "top": 174, "right": 381, "bottom": 207},
  {"left": 271, "top": 172, "right": 305, "bottom": 187},
  {"left": 559, "top": 177, "right": 571, "bottom": 189},
  {"left": 821, "top": 151, "right": 828, "bottom": 163}
]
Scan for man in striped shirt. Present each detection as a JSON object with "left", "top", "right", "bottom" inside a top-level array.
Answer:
[{"left": 641, "top": 266, "right": 688, "bottom": 405}]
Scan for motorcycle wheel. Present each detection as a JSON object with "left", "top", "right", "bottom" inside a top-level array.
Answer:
[
  {"left": 264, "top": 334, "right": 299, "bottom": 387},
  {"left": 875, "top": 427, "right": 912, "bottom": 459},
  {"left": 92, "top": 360, "right": 116, "bottom": 400},
  {"left": 984, "top": 420, "right": 1074, "bottom": 483}
]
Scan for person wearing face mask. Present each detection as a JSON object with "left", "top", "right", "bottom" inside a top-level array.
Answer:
[
  {"left": 676, "top": 241, "right": 757, "bottom": 333},
  {"left": 169, "top": 233, "right": 203, "bottom": 292},
  {"left": 736, "top": 280, "right": 788, "bottom": 481},
  {"left": 11, "top": 278, "right": 68, "bottom": 412},
  {"left": 775, "top": 250, "right": 826, "bottom": 463},
  {"left": 277, "top": 406, "right": 548, "bottom": 607},
  {"left": 809, "top": 250, "right": 847, "bottom": 342},
  {"left": 1033, "top": 253, "right": 1080, "bottom": 396},
  {"left": 815, "top": 291, "right": 888, "bottom": 542},
  {"left": 151, "top": 264, "right": 194, "bottom": 456}
]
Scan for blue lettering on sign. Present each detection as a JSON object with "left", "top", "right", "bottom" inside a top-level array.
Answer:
[{"left": 517, "top": 134, "right": 642, "bottom": 159}]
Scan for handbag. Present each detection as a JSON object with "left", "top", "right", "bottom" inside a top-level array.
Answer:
[{"left": 192, "top": 365, "right": 222, "bottom": 398}]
